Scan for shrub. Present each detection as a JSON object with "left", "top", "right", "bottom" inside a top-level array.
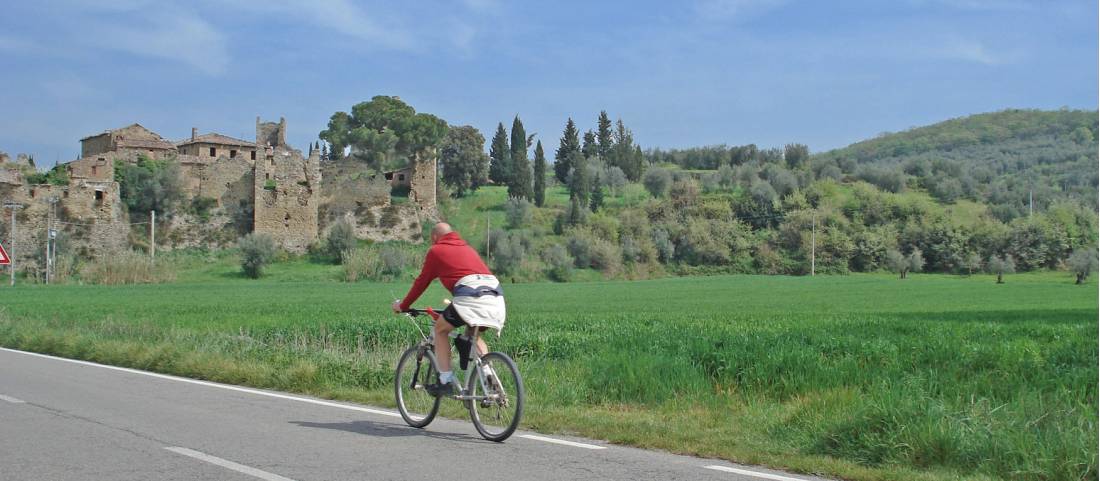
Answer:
[
  {"left": 643, "top": 168, "right": 672, "bottom": 198},
  {"left": 325, "top": 219, "right": 357, "bottom": 263},
  {"left": 542, "top": 244, "right": 574, "bottom": 282},
  {"left": 80, "top": 250, "right": 175, "bottom": 284},
  {"left": 566, "top": 231, "right": 594, "bottom": 268},
  {"left": 588, "top": 237, "right": 622, "bottom": 274},
  {"left": 115, "top": 156, "right": 184, "bottom": 216},
  {"left": 190, "top": 197, "right": 218, "bottom": 222},
  {"left": 554, "top": 198, "right": 588, "bottom": 234},
  {"left": 238, "top": 233, "right": 276, "bottom": 279},
  {"left": 669, "top": 178, "right": 700, "bottom": 209},
  {"left": 505, "top": 197, "right": 532, "bottom": 229},
  {"left": 379, "top": 245, "right": 408, "bottom": 279},
  {"left": 1068, "top": 248, "right": 1097, "bottom": 284},
  {"left": 342, "top": 247, "right": 380, "bottom": 282},
  {"left": 988, "top": 254, "right": 1016, "bottom": 284},
  {"left": 652, "top": 228, "right": 675, "bottom": 263},
  {"left": 491, "top": 231, "right": 526, "bottom": 275}
]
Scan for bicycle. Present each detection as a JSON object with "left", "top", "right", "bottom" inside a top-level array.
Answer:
[{"left": 394, "top": 306, "right": 524, "bottom": 442}]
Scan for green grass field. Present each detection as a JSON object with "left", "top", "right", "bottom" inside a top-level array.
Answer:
[{"left": 0, "top": 272, "right": 1095, "bottom": 481}]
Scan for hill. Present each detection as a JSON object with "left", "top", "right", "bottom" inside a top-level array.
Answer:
[{"left": 813, "top": 109, "right": 1098, "bottom": 220}]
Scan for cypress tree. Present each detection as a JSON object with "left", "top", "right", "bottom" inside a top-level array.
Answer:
[
  {"left": 590, "top": 171, "right": 603, "bottom": 212},
  {"left": 581, "top": 130, "right": 598, "bottom": 160},
  {"left": 597, "top": 111, "right": 613, "bottom": 161},
  {"left": 533, "top": 140, "right": 546, "bottom": 207},
  {"left": 632, "top": 145, "right": 646, "bottom": 182},
  {"left": 554, "top": 118, "right": 580, "bottom": 183},
  {"left": 509, "top": 116, "right": 531, "bottom": 199},
  {"left": 569, "top": 152, "right": 590, "bottom": 206},
  {"left": 489, "top": 122, "right": 510, "bottom": 185}
]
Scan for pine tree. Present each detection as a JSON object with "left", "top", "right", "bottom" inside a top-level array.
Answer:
[
  {"left": 581, "top": 130, "right": 598, "bottom": 160},
  {"left": 569, "top": 152, "right": 590, "bottom": 206},
  {"left": 533, "top": 140, "right": 547, "bottom": 207},
  {"left": 590, "top": 171, "right": 603, "bottom": 212},
  {"left": 509, "top": 116, "right": 531, "bottom": 199},
  {"left": 554, "top": 118, "right": 580, "bottom": 183},
  {"left": 489, "top": 122, "right": 510, "bottom": 185},
  {"left": 597, "top": 111, "right": 613, "bottom": 161}
]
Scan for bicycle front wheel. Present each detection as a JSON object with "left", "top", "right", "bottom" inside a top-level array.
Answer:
[
  {"left": 467, "top": 352, "right": 524, "bottom": 442},
  {"left": 395, "top": 345, "right": 441, "bottom": 428}
]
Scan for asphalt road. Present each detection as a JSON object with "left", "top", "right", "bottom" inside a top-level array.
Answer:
[{"left": 0, "top": 347, "right": 831, "bottom": 481}]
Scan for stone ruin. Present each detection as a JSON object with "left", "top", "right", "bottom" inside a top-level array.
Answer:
[{"left": 0, "top": 118, "right": 438, "bottom": 262}]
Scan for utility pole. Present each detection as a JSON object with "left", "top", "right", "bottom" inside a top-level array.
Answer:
[
  {"left": 5, "top": 201, "right": 23, "bottom": 287},
  {"left": 810, "top": 210, "right": 816, "bottom": 277},
  {"left": 150, "top": 210, "right": 156, "bottom": 259},
  {"left": 486, "top": 211, "right": 491, "bottom": 260},
  {"left": 45, "top": 198, "right": 53, "bottom": 284},
  {"left": 1028, "top": 190, "right": 1033, "bottom": 217}
]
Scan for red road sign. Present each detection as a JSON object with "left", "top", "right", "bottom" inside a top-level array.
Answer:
[{"left": 0, "top": 242, "right": 8, "bottom": 265}]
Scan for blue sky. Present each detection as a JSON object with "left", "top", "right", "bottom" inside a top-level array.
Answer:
[{"left": 0, "top": 0, "right": 1096, "bottom": 164}]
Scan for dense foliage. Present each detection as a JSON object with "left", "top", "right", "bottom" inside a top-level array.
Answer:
[
  {"left": 114, "top": 155, "right": 184, "bottom": 217},
  {"left": 318, "top": 96, "right": 448, "bottom": 172},
  {"left": 444, "top": 109, "right": 1096, "bottom": 281}
]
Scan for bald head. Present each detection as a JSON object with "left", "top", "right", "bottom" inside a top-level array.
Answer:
[{"left": 431, "top": 222, "right": 453, "bottom": 243}]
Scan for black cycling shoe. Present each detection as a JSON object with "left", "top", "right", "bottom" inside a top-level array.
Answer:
[{"left": 425, "top": 381, "right": 459, "bottom": 397}]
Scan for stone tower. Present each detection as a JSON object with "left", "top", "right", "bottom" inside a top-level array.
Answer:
[
  {"left": 409, "top": 147, "right": 438, "bottom": 219},
  {"left": 252, "top": 118, "right": 321, "bottom": 252}
]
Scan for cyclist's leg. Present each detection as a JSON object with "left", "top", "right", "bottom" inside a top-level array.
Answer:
[
  {"left": 474, "top": 327, "right": 489, "bottom": 356},
  {"left": 431, "top": 315, "right": 454, "bottom": 373}
]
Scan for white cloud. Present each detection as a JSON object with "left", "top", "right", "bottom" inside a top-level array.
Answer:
[
  {"left": 90, "top": 9, "right": 229, "bottom": 75},
  {"left": 219, "top": 0, "right": 414, "bottom": 50}
]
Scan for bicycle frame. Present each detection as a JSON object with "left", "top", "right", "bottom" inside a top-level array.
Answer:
[{"left": 402, "top": 310, "right": 496, "bottom": 402}]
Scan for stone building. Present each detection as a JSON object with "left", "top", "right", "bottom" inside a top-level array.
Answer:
[
  {"left": 252, "top": 117, "right": 321, "bottom": 252},
  {"left": 2, "top": 115, "right": 440, "bottom": 267},
  {"left": 177, "top": 129, "right": 257, "bottom": 162},
  {"left": 80, "top": 124, "right": 176, "bottom": 159}
]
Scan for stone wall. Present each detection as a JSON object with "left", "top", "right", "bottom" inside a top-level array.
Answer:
[
  {"left": 0, "top": 179, "right": 128, "bottom": 267},
  {"left": 252, "top": 119, "right": 320, "bottom": 252}
]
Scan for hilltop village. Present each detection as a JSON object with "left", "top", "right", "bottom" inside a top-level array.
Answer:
[{"left": 0, "top": 118, "right": 437, "bottom": 259}]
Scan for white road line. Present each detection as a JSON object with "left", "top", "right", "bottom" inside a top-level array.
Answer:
[
  {"left": 0, "top": 393, "right": 25, "bottom": 403},
  {"left": 704, "top": 465, "right": 809, "bottom": 481},
  {"left": 166, "top": 447, "right": 296, "bottom": 481},
  {"left": 0, "top": 347, "right": 400, "bottom": 418},
  {"left": 519, "top": 434, "right": 606, "bottom": 450}
]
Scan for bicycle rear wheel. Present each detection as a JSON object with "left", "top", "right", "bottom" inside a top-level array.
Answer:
[
  {"left": 467, "top": 352, "right": 524, "bottom": 442},
  {"left": 395, "top": 345, "right": 441, "bottom": 428}
]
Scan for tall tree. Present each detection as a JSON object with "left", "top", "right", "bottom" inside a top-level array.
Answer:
[
  {"left": 582, "top": 130, "right": 598, "bottom": 160},
  {"left": 554, "top": 118, "right": 580, "bottom": 183},
  {"left": 569, "top": 152, "right": 590, "bottom": 206},
  {"left": 784, "top": 143, "right": 810, "bottom": 170},
  {"left": 318, "top": 96, "right": 447, "bottom": 171},
  {"left": 439, "top": 125, "right": 489, "bottom": 197},
  {"left": 509, "top": 116, "right": 532, "bottom": 199},
  {"left": 489, "top": 122, "right": 510, "bottom": 185},
  {"left": 597, "top": 111, "right": 613, "bottom": 161},
  {"left": 631, "top": 145, "right": 646, "bottom": 182},
  {"left": 610, "top": 118, "right": 644, "bottom": 181},
  {"left": 533, "top": 140, "right": 547, "bottom": 207}
]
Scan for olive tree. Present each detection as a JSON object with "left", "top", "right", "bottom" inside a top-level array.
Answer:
[{"left": 1068, "top": 248, "right": 1097, "bottom": 285}]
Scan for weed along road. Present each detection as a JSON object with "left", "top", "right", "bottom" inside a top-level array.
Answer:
[{"left": 0, "top": 348, "right": 830, "bottom": 481}]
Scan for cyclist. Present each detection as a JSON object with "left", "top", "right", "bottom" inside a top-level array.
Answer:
[{"left": 392, "top": 222, "right": 506, "bottom": 396}]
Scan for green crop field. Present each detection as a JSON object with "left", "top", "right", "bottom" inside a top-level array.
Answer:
[{"left": 0, "top": 272, "right": 1095, "bottom": 481}]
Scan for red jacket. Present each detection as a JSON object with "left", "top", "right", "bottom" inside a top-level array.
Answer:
[{"left": 399, "top": 232, "right": 492, "bottom": 311}]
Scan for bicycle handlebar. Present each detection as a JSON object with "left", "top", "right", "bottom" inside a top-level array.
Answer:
[{"left": 402, "top": 308, "right": 437, "bottom": 317}]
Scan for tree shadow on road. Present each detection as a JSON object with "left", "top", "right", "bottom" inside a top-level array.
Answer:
[{"left": 290, "top": 419, "right": 488, "bottom": 444}]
